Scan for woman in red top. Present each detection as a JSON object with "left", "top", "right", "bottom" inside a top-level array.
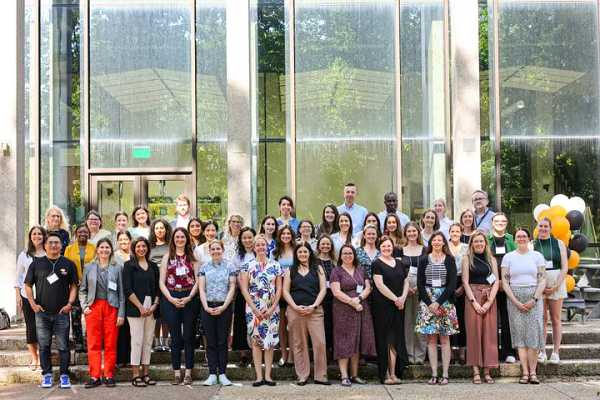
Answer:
[{"left": 159, "top": 227, "right": 200, "bottom": 385}]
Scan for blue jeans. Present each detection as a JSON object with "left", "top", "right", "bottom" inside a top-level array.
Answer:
[{"left": 35, "top": 311, "right": 70, "bottom": 375}]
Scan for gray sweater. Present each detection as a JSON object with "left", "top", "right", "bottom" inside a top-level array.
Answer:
[{"left": 79, "top": 261, "right": 125, "bottom": 318}]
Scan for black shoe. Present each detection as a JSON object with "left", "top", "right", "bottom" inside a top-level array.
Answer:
[
  {"left": 252, "top": 380, "right": 265, "bottom": 387},
  {"left": 296, "top": 380, "right": 308, "bottom": 386},
  {"left": 314, "top": 380, "right": 332, "bottom": 386},
  {"left": 103, "top": 377, "right": 116, "bottom": 387},
  {"left": 264, "top": 380, "right": 277, "bottom": 386},
  {"left": 84, "top": 378, "right": 102, "bottom": 389}
]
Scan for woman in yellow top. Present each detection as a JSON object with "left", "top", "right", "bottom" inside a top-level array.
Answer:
[{"left": 64, "top": 224, "right": 96, "bottom": 352}]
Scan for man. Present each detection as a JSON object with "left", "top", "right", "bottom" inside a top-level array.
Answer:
[
  {"left": 170, "top": 194, "right": 192, "bottom": 229},
  {"left": 25, "top": 232, "right": 78, "bottom": 389},
  {"left": 377, "top": 192, "right": 410, "bottom": 230},
  {"left": 472, "top": 190, "right": 496, "bottom": 234},
  {"left": 337, "top": 183, "right": 368, "bottom": 235}
]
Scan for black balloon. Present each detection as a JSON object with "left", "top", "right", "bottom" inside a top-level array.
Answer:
[
  {"left": 569, "top": 233, "right": 589, "bottom": 253},
  {"left": 566, "top": 210, "right": 584, "bottom": 231},
  {"left": 566, "top": 247, "right": 571, "bottom": 259}
]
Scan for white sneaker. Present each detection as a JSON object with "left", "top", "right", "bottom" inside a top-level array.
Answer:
[
  {"left": 538, "top": 351, "right": 548, "bottom": 363},
  {"left": 549, "top": 352, "right": 560, "bottom": 364},
  {"left": 505, "top": 355, "right": 517, "bottom": 364},
  {"left": 219, "top": 374, "right": 232, "bottom": 386},
  {"left": 202, "top": 374, "right": 218, "bottom": 386}
]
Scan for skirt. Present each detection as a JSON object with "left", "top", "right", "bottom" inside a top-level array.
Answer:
[
  {"left": 544, "top": 270, "right": 567, "bottom": 300},
  {"left": 415, "top": 287, "right": 459, "bottom": 336},
  {"left": 507, "top": 285, "right": 544, "bottom": 350}
]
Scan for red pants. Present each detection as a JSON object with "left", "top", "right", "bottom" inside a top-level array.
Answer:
[{"left": 86, "top": 299, "right": 119, "bottom": 379}]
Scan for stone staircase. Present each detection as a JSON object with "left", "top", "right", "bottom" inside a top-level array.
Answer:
[{"left": 2, "top": 321, "right": 600, "bottom": 384}]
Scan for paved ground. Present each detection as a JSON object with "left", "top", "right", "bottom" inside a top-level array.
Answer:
[{"left": 2, "top": 380, "right": 600, "bottom": 400}]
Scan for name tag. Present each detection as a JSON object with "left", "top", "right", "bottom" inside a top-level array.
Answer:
[
  {"left": 326, "top": 281, "right": 330, "bottom": 289},
  {"left": 487, "top": 274, "right": 497, "bottom": 285},
  {"left": 495, "top": 246, "right": 506, "bottom": 255},
  {"left": 432, "top": 279, "right": 442, "bottom": 288},
  {"left": 545, "top": 260, "right": 554, "bottom": 270},
  {"left": 356, "top": 284, "right": 364, "bottom": 294},
  {"left": 176, "top": 266, "right": 188, "bottom": 276},
  {"left": 47, "top": 273, "right": 59, "bottom": 285},
  {"left": 108, "top": 281, "right": 117, "bottom": 291},
  {"left": 409, "top": 266, "right": 418, "bottom": 275}
]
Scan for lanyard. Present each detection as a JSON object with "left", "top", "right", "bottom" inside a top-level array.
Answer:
[
  {"left": 47, "top": 256, "right": 60, "bottom": 276},
  {"left": 475, "top": 209, "right": 490, "bottom": 228}
]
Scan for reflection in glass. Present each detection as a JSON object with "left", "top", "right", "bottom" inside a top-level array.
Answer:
[
  {"left": 90, "top": 0, "right": 192, "bottom": 168},
  {"left": 294, "top": 0, "right": 397, "bottom": 220},
  {"left": 147, "top": 179, "right": 185, "bottom": 222},
  {"left": 97, "top": 180, "right": 135, "bottom": 231}
]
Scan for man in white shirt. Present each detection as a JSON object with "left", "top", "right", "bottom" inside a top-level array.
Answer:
[
  {"left": 170, "top": 194, "right": 192, "bottom": 229},
  {"left": 337, "top": 183, "right": 368, "bottom": 235},
  {"left": 378, "top": 192, "right": 410, "bottom": 229},
  {"left": 472, "top": 190, "right": 496, "bottom": 234}
]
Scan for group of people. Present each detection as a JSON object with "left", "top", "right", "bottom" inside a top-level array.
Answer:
[{"left": 15, "top": 185, "right": 569, "bottom": 389}]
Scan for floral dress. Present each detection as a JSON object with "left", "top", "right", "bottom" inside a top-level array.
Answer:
[{"left": 245, "top": 259, "right": 283, "bottom": 349}]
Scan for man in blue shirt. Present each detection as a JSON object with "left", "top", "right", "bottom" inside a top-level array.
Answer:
[
  {"left": 378, "top": 192, "right": 410, "bottom": 229},
  {"left": 337, "top": 183, "right": 368, "bottom": 235},
  {"left": 472, "top": 190, "right": 496, "bottom": 234}
]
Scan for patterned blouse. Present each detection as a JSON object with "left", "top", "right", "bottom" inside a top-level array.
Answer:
[
  {"left": 356, "top": 246, "right": 380, "bottom": 279},
  {"left": 198, "top": 260, "right": 236, "bottom": 302},
  {"left": 165, "top": 255, "right": 195, "bottom": 291}
]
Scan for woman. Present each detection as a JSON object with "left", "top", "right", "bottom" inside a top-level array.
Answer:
[
  {"left": 113, "top": 230, "right": 133, "bottom": 367},
  {"left": 330, "top": 244, "right": 376, "bottom": 387},
  {"left": 273, "top": 225, "right": 295, "bottom": 366},
  {"left": 159, "top": 228, "right": 200, "bottom": 385},
  {"left": 79, "top": 238, "right": 125, "bottom": 388},
  {"left": 232, "top": 227, "right": 256, "bottom": 367},
  {"left": 433, "top": 199, "right": 454, "bottom": 237},
  {"left": 462, "top": 231, "right": 500, "bottom": 384},
  {"left": 222, "top": 215, "right": 243, "bottom": 261},
  {"left": 533, "top": 218, "right": 568, "bottom": 364},
  {"left": 501, "top": 228, "right": 546, "bottom": 384},
  {"left": 149, "top": 219, "right": 172, "bottom": 352},
  {"left": 371, "top": 236, "right": 409, "bottom": 384},
  {"left": 315, "top": 234, "right": 336, "bottom": 357},
  {"left": 383, "top": 214, "right": 404, "bottom": 250},
  {"left": 43, "top": 206, "right": 70, "bottom": 253},
  {"left": 188, "top": 218, "right": 205, "bottom": 249},
  {"left": 420, "top": 209, "right": 440, "bottom": 247},
  {"left": 416, "top": 231, "right": 458, "bottom": 385},
  {"left": 86, "top": 211, "right": 112, "bottom": 245},
  {"left": 448, "top": 223, "right": 468, "bottom": 364},
  {"left": 114, "top": 231, "right": 132, "bottom": 265},
  {"left": 277, "top": 195, "right": 299, "bottom": 233},
  {"left": 111, "top": 212, "right": 130, "bottom": 246},
  {"left": 129, "top": 206, "right": 151, "bottom": 239},
  {"left": 15, "top": 226, "right": 46, "bottom": 370},
  {"left": 487, "top": 212, "right": 516, "bottom": 364},
  {"left": 198, "top": 240, "right": 236, "bottom": 386},
  {"left": 240, "top": 235, "right": 283, "bottom": 387},
  {"left": 194, "top": 221, "right": 219, "bottom": 267},
  {"left": 296, "top": 219, "right": 317, "bottom": 251},
  {"left": 283, "top": 243, "right": 329, "bottom": 385},
  {"left": 352, "top": 212, "right": 381, "bottom": 248},
  {"left": 398, "top": 222, "right": 428, "bottom": 365},
  {"left": 331, "top": 213, "right": 354, "bottom": 256},
  {"left": 259, "top": 215, "right": 278, "bottom": 257},
  {"left": 123, "top": 237, "right": 160, "bottom": 387},
  {"left": 460, "top": 210, "right": 476, "bottom": 245},
  {"left": 315, "top": 204, "right": 339, "bottom": 237},
  {"left": 64, "top": 224, "right": 96, "bottom": 353},
  {"left": 355, "top": 224, "right": 380, "bottom": 279}
]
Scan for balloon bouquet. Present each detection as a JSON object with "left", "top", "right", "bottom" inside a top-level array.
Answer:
[{"left": 533, "top": 195, "right": 589, "bottom": 294}]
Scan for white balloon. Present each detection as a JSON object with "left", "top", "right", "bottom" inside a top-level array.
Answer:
[
  {"left": 533, "top": 204, "right": 550, "bottom": 222},
  {"left": 569, "top": 196, "right": 586, "bottom": 213},
  {"left": 550, "top": 194, "right": 570, "bottom": 209}
]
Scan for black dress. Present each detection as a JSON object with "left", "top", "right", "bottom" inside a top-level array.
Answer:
[
  {"left": 371, "top": 258, "right": 409, "bottom": 383},
  {"left": 318, "top": 258, "right": 335, "bottom": 353}
]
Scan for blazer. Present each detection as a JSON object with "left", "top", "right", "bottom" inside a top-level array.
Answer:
[
  {"left": 64, "top": 242, "right": 96, "bottom": 282},
  {"left": 79, "top": 261, "right": 125, "bottom": 318},
  {"left": 417, "top": 254, "right": 457, "bottom": 306}
]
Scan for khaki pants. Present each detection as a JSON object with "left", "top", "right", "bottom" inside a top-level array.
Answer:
[
  {"left": 128, "top": 316, "right": 156, "bottom": 366},
  {"left": 404, "top": 294, "right": 427, "bottom": 363},
  {"left": 286, "top": 306, "right": 328, "bottom": 381}
]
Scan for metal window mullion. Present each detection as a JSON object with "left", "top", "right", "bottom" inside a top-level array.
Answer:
[
  {"left": 81, "top": 0, "right": 90, "bottom": 210},
  {"left": 191, "top": 0, "right": 198, "bottom": 217},
  {"left": 394, "top": 0, "right": 403, "bottom": 207},
  {"left": 491, "top": 0, "right": 502, "bottom": 211},
  {"left": 286, "top": 0, "right": 297, "bottom": 202},
  {"left": 443, "top": 0, "right": 452, "bottom": 216}
]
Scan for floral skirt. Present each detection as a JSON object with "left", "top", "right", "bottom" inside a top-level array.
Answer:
[{"left": 415, "top": 287, "right": 459, "bottom": 336}]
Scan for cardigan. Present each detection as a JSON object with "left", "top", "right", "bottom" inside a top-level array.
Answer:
[{"left": 417, "top": 253, "right": 457, "bottom": 306}]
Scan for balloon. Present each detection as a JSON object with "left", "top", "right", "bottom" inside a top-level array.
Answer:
[
  {"left": 548, "top": 206, "right": 567, "bottom": 219},
  {"left": 569, "top": 233, "right": 589, "bottom": 253},
  {"left": 568, "top": 196, "right": 586, "bottom": 214},
  {"left": 533, "top": 204, "right": 550, "bottom": 222},
  {"left": 565, "top": 275, "right": 576, "bottom": 293},
  {"left": 550, "top": 194, "right": 570, "bottom": 209},
  {"left": 533, "top": 227, "right": 539, "bottom": 239},
  {"left": 568, "top": 250, "right": 580, "bottom": 269},
  {"left": 538, "top": 209, "right": 552, "bottom": 222},
  {"left": 558, "top": 231, "right": 571, "bottom": 247},
  {"left": 550, "top": 216, "right": 570, "bottom": 238},
  {"left": 566, "top": 210, "right": 584, "bottom": 231}
]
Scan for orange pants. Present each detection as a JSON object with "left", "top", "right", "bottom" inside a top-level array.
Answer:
[
  {"left": 86, "top": 299, "right": 119, "bottom": 379},
  {"left": 465, "top": 285, "right": 498, "bottom": 368}
]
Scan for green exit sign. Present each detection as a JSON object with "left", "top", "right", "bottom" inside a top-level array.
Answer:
[{"left": 132, "top": 146, "right": 151, "bottom": 159}]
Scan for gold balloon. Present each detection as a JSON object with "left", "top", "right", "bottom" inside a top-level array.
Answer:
[
  {"left": 548, "top": 205, "right": 568, "bottom": 219},
  {"left": 551, "top": 216, "right": 570, "bottom": 238},
  {"left": 568, "top": 250, "right": 580, "bottom": 270},
  {"left": 565, "top": 275, "right": 576, "bottom": 293},
  {"left": 533, "top": 227, "right": 539, "bottom": 239},
  {"left": 539, "top": 209, "right": 552, "bottom": 222}
]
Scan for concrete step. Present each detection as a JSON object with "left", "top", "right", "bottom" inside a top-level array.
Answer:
[{"left": 2, "top": 359, "right": 600, "bottom": 385}]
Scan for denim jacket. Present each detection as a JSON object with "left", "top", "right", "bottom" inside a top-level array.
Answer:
[{"left": 79, "top": 261, "right": 125, "bottom": 318}]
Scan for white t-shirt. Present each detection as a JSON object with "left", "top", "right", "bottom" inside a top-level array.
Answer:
[{"left": 501, "top": 250, "right": 545, "bottom": 286}]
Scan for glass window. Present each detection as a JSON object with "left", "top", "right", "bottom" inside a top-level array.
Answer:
[
  {"left": 40, "top": 0, "right": 82, "bottom": 228},
  {"left": 294, "top": 0, "right": 398, "bottom": 221},
  {"left": 24, "top": 0, "right": 35, "bottom": 232},
  {"left": 400, "top": 0, "right": 448, "bottom": 220},
  {"left": 89, "top": 0, "right": 192, "bottom": 169}
]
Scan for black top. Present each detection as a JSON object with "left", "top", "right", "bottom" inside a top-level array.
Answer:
[
  {"left": 371, "top": 258, "right": 406, "bottom": 304},
  {"left": 318, "top": 259, "right": 334, "bottom": 304},
  {"left": 460, "top": 233, "right": 472, "bottom": 245},
  {"left": 290, "top": 267, "right": 320, "bottom": 306},
  {"left": 396, "top": 247, "right": 427, "bottom": 274},
  {"left": 490, "top": 236, "right": 505, "bottom": 267},
  {"left": 24, "top": 256, "right": 77, "bottom": 314},
  {"left": 469, "top": 253, "right": 492, "bottom": 285},
  {"left": 417, "top": 254, "right": 457, "bottom": 306},
  {"left": 122, "top": 259, "right": 160, "bottom": 318}
]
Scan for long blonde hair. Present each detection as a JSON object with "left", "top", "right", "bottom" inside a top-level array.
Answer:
[
  {"left": 44, "top": 205, "right": 69, "bottom": 231},
  {"left": 466, "top": 230, "right": 495, "bottom": 271}
]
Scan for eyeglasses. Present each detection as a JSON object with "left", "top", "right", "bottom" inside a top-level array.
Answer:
[
  {"left": 473, "top": 197, "right": 487, "bottom": 202},
  {"left": 47, "top": 241, "right": 61, "bottom": 246}
]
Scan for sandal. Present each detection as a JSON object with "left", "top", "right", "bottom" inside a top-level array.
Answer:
[
  {"left": 529, "top": 374, "right": 540, "bottom": 385},
  {"left": 341, "top": 378, "right": 352, "bottom": 387},
  {"left": 439, "top": 377, "right": 449, "bottom": 386},
  {"left": 428, "top": 376, "right": 438, "bottom": 385},
  {"left": 484, "top": 375, "right": 495, "bottom": 384},
  {"left": 142, "top": 375, "right": 156, "bottom": 386},
  {"left": 472, "top": 374, "right": 481, "bottom": 384},
  {"left": 131, "top": 376, "right": 147, "bottom": 387},
  {"left": 518, "top": 375, "right": 529, "bottom": 384}
]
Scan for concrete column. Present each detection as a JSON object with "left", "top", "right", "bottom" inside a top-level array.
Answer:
[
  {"left": 0, "top": 0, "right": 23, "bottom": 318},
  {"left": 450, "top": 0, "right": 482, "bottom": 216},
  {"left": 226, "top": 0, "right": 253, "bottom": 225}
]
